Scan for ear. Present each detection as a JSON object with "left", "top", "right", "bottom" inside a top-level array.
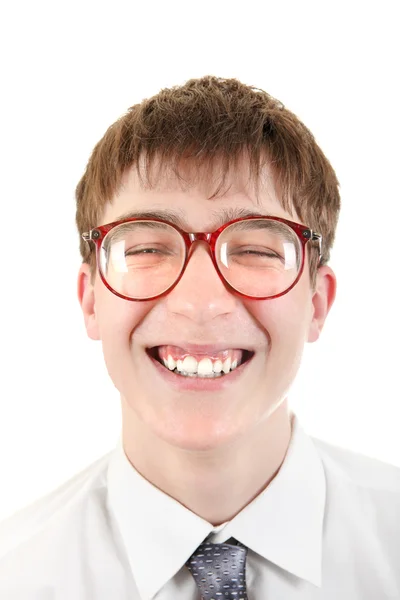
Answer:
[
  {"left": 307, "top": 265, "right": 337, "bottom": 343},
  {"left": 77, "top": 263, "right": 100, "bottom": 341}
]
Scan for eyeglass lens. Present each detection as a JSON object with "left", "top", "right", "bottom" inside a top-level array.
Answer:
[{"left": 99, "top": 219, "right": 302, "bottom": 300}]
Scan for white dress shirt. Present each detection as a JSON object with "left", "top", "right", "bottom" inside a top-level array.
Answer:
[{"left": 1, "top": 413, "right": 399, "bottom": 599}]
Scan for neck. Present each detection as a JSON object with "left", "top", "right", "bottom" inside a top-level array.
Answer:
[{"left": 121, "top": 400, "right": 293, "bottom": 526}]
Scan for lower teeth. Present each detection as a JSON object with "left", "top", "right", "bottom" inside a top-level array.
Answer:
[{"left": 174, "top": 369, "right": 224, "bottom": 378}]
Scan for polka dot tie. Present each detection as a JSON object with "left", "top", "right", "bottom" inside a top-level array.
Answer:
[{"left": 185, "top": 539, "right": 249, "bottom": 599}]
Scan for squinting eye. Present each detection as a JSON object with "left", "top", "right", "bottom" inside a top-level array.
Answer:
[
  {"left": 235, "top": 249, "right": 280, "bottom": 258},
  {"left": 126, "top": 248, "right": 161, "bottom": 255},
  {"left": 124, "top": 244, "right": 176, "bottom": 256}
]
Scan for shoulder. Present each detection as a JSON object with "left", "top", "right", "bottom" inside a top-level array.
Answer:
[
  {"left": 311, "top": 434, "right": 400, "bottom": 492},
  {"left": 311, "top": 434, "right": 400, "bottom": 545},
  {"left": 0, "top": 449, "right": 113, "bottom": 586}
]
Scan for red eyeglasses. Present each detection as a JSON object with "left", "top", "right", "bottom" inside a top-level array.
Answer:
[{"left": 82, "top": 215, "right": 322, "bottom": 301}]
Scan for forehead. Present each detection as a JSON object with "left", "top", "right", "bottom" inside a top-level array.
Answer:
[{"left": 101, "top": 156, "right": 299, "bottom": 229}]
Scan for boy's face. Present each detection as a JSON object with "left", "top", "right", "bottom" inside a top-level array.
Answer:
[{"left": 78, "top": 160, "right": 336, "bottom": 451}]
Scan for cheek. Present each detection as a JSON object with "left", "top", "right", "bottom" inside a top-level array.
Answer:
[
  {"left": 244, "top": 291, "right": 311, "bottom": 351},
  {"left": 94, "top": 283, "right": 157, "bottom": 348},
  {"left": 96, "top": 296, "right": 158, "bottom": 392},
  {"left": 245, "top": 296, "right": 310, "bottom": 401}
]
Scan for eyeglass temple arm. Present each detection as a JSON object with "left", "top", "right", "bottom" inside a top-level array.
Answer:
[
  {"left": 311, "top": 232, "right": 323, "bottom": 262},
  {"left": 82, "top": 231, "right": 97, "bottom": 241}
]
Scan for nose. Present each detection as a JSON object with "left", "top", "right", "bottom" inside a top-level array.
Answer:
[{"left": 164, "top": 241, "right": 238, "bottom": 323}]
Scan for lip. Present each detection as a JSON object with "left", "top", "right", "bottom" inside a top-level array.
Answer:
[{"left": 146, "top": 348, "right": 254, "bottom": 392}]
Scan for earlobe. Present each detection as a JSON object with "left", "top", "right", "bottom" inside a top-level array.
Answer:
[
  {"left": 307, "top": 266, "right": 337, "bottom": 343},
  {"left": 77, "top": 264, "right": 101, "bottom": 341}
]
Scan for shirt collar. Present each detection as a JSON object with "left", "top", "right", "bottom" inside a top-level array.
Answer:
[{"left": 106, "top": 413, "right": 326, "bottom": 600}]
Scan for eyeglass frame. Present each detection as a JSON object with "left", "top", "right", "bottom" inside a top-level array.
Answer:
[{"left": 82, "top": 215, "right": 323, "bottom": 302}]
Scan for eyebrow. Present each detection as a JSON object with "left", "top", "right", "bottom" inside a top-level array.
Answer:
[{"left": 113, "top": 207, "right": 273, "bottom": 230}]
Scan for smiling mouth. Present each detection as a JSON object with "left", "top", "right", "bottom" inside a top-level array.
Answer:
[{"left": 147, "top": 346, "right": 254, "bottom": 378}]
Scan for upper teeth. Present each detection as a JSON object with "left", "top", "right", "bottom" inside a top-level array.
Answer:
[{"left": 164, "top": 355, "right": 239, "bottom": 375}]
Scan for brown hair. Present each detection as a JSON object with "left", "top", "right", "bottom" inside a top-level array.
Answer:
[{"left": 75, "top": 75, "right": 340, "bottom": 289}]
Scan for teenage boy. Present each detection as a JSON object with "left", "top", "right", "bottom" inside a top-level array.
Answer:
[{"left": 1, "top": 76, "right": 399, "bottom": 599}]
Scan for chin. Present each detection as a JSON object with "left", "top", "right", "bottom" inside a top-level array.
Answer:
[{"left": 149, "top": 413, "right": 245, "bottom": 452}]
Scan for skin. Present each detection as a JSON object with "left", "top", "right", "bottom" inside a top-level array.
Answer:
[{"left": 78, "top": 159, "right": 336, "bottom": 525}]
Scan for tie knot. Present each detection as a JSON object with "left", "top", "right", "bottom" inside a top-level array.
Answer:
[{"left": 186, "top": 540, "right": 248, "bottom": 599}]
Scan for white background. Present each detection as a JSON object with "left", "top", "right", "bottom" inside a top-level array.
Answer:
[{"left": 0, "top": 0, "right": 399, "bottom": 521}]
